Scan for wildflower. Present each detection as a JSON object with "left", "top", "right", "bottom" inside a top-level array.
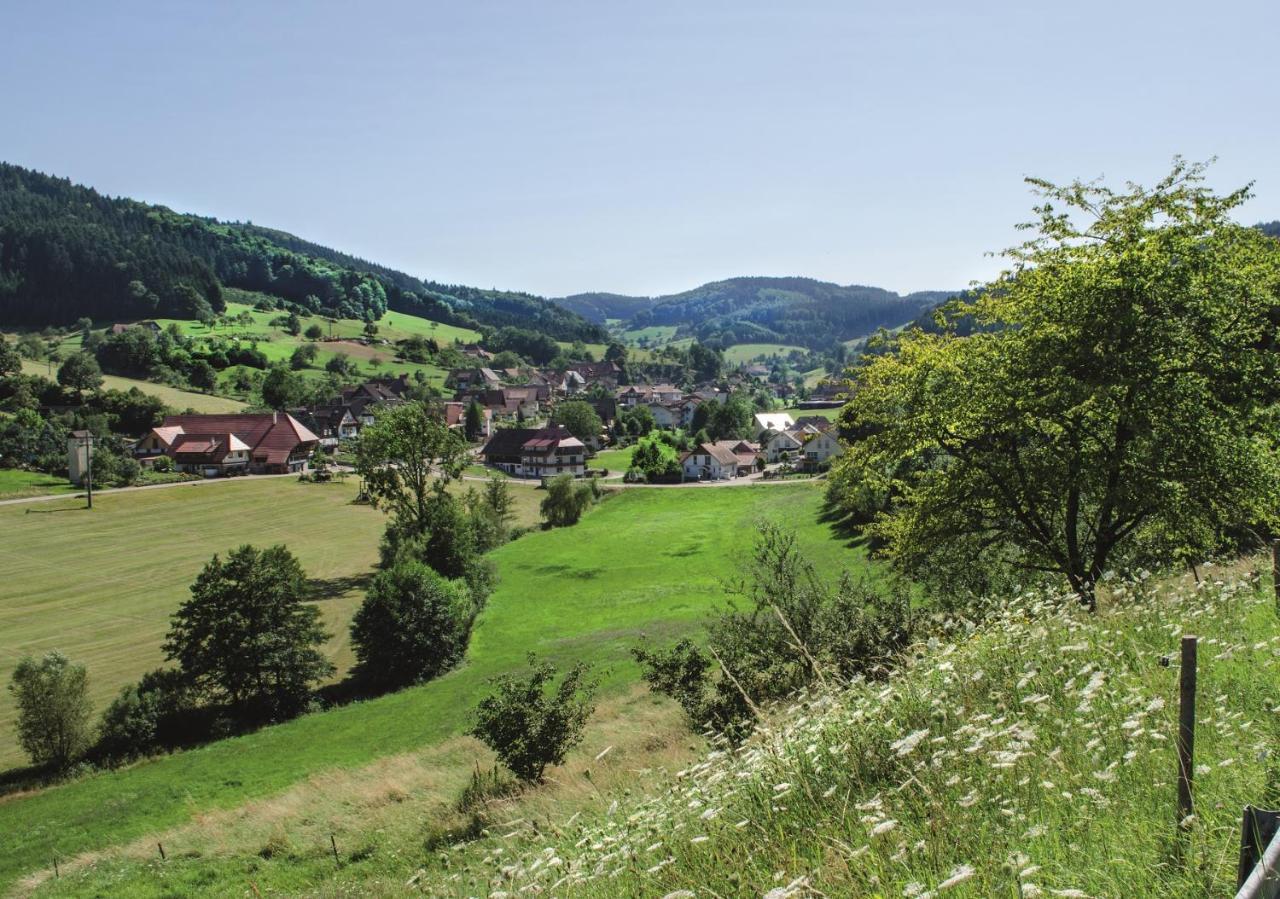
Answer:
[
  {"left": 938, "top": 864, "right": 975, "bottom": 890},
  {"left": 871, "top": 819, "right": 899, "bottom": 837},
  {"left": 891, "top": 729, "right": 930, "bottom": 757}
]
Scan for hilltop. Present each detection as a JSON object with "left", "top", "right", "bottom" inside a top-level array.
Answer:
[
  {"left": 555, "top": 277, "right": 956, "bottom": 350},
  {"left": 0, "top": 162, "right": 605, "bottom": 342}
]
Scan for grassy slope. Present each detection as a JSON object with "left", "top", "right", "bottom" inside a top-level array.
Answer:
[
  {"left": 0, "top": 484, "right": 869, "bottom": 892},
  {"left": 782, "top": 405, "right": 841, "bottom": 421},
  {"left": 722, "top": 342, "right": 807, "bottom": 364},
  {"left": 19, "top": 361, "right": 247, "bottom": 413},
  {"left": 409, "top": 562, "right": 1280, "bottom": 898}
]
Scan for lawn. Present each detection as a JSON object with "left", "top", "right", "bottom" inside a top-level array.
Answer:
[
  {"left": 587, "top": 444, "right": 635, "bottom": 476},
  {"left": 723, "top": 343, "right": 807, "bottom": 364},
  {"left": 20, "top": 361, "right": 247, "bottom": 413},
  {"left": 0, "top": 483, "right": 872, "bottom": 893},
  {"left": 0, "top": 469, "right": 78, "bottom": 499},
  {"left": 782, "top": 405, "right": 841, "bottom": 421},
  {"left": 620, "top": 324, "right": 679, "bottom": 346}
]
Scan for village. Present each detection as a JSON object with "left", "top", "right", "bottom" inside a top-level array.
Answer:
[{"left": 110, "top": 348, "right": 847, "bottom": 486}]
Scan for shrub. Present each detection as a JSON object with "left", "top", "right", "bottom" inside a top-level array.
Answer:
[
  {"left": 540, "top": 474, "right": 593, "bottom": 527},
  {"left": 349, "top": 561, "right": 475, "bottom": 690},
  {"left": 152, "top": 454, "right": 173, "bottom": 473},
  {"left": 8, "top": 651, "right": 93, "bottom": 769},
  {"left": 468, "top": 654, "right": 597, "bottom": 782}
]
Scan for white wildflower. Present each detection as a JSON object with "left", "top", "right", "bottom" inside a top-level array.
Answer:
[{"left": 938, "top": 864, "right": 975, "bottom": 890}]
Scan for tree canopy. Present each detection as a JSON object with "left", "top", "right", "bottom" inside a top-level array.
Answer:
[{"left": 829, "top": 160, "right": 1280, "bottom": 606}]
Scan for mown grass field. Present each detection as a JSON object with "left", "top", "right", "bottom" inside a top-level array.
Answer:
[
  {"left": 619, "top": 324, "right": 679, "bottom": 346},
  {"left": 0, "top": 477, "right": 547, "bottom": 771},
  {"left": 782, "top": 405, "right": 841, "bottom": 421},
  {"left": 722, "top": 342, "right": 807, "bottom": 364},
  {"left": 19, "top": 361, "right": 247, "bottom": 413},
  {"left": 0, "top": 483, "right": 870, "bottom": 894},
  {"left": 586, "top": 444, "right": 635, "bottom": 475}
]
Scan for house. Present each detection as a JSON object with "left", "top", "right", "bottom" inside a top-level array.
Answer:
[
  {"left": 616, "top": 384, "right": 682, "bottom": 408},
  {"left": 291, "top": 405, "right": 359, "bottom": 452},
  {"left": 519, "top": 425, "right": 586, "bottom": 479},
  {"left": 800, "top": 430, "right": 844, "bottom": 469},
  {"left": 479, "top": 428, "right": 538, "bottom": 474},
  {"left": 754, "top": 412, "right": 795, "bottom": 435},
  {"left": 461, "top": 344, "right": 495, "bottom": 361},
  {"left": 567, "top": 360, "right": 621, "bottom": 388},
  {"left": 793, "top": 415, "right": 835, "bottom": 432},
  {"left": 134, "top": 413, "right": 319, "bottom": 476},
  {"left": 445, "top": 367, "right": 502, "bottom": 392},
  {"left": 681, "top": 442, "right": 740, "bottom": 481},
  {"left": 478, "top": 425, "right": 585, "bottom": 478},
  {"left": 716, "top": 439, "right": 762, "bottom": 476},
  {"left": 440, "top": 401, "right": 492, "bottom": 437},
  {"left": 765, "top": 428, "right": 806, "bottom": 463},
  {"left": 649, "top": 403, "right": 683, "bottom": 429}
]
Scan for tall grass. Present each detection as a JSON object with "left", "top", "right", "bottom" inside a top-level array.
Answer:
[{"left": 413, "top": 562, "right": 1280, "bottom": 897}]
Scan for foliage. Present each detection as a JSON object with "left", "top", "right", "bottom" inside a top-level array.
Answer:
[
  {"left": 635, "top": 521, "right": 912, "bottom": 742},
  {"left": 349, "top": 561, "right": 475, "bottom": 690},
  {"left": 830, "top": 160, "right": 1280, "bottom": 606},
  {"left": 289, "top": 342, "right": 317, "bottom": 369},
  {"left": 627, "top": 433, "right": 682, "bottom": 482},
  {"left": 707, "top": 393, "right": 754, "bottom": 440},
  {"left": 163, "top": 544, "right": 333, "bottom": 718},
  {"left": 540, "top": 474, "right": 594, "bottom": 527},
  {"left": 304, "top": 323, "right": 324, "bottom": 340},
  {"left": 468, "top": 654, "right": 597, "bottom": 782},
  {"left": 618, "top": 403, "right": 656, "bottom": 436},
  {"left": 56, "top": 351, "right": 102, "bottom": 395},
  {"left": 260, "top": 366, "right": 308, "bottom": 409},
  {"left": 355, "top": 401, "right": 469, "bottom": 538},
  {"left": 8, "top": 651, "right": 92, "bottom": 769},
  {"left": 464, "top": 399, "right": 485, "bottom": 441},
  {"left": 552, "top": 399, "right": 602, "bottom": 442},
  {"left": 0, "top": 163, "right": 606, "bottom": 340},
  {"left": 482, "top": 326, "right": 561, "bottom": 365}
]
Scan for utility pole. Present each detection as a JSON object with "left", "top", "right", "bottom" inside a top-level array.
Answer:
[{"left": 82, "top": 432, "right": 94, "bottom": 509}]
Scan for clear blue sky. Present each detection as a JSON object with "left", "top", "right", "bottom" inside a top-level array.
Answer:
[{"left": 3, "top": 0, "right": 1276, "bottom": 299}]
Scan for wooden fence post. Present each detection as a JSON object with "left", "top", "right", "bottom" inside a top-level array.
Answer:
[
  {"left": 330, "top": 833, "right": 340, "bottom": 867},
  {"left": 1177, "top": 635, "right": 1198, "bottom": 835},
  {"left": 1272, "top": 541, "right": 1279, "bottom": 616},
  {"left": 157, "top": 841, "right": 166, "bottom": 861}
]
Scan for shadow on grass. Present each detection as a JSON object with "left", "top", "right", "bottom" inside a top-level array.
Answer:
[
  {"left": 817, "top": 497, "right": 879, "bottom": 551},
  {"left": 306, "top": 572, "right": 375, "bottom": 601}
]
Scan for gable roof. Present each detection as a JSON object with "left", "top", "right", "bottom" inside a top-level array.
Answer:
[
  {"left": 480, "top": 428, "right": 539, "bottom": 458},
  {"left": 160, "top": 413, "right": 319, "bottom": 465},
  {"left": 754, "top": 412, "right": 795, "bottom": 433}
]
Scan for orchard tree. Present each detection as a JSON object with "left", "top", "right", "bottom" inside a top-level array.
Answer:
[
  {"left": 0, "top": 336, "right": 20, "bottom": 376},
  {"left": 260, "top": 366, "right": 307, "bottom": 409},
  {"left": 163, "top": 545, "right": 333, "bottom": 717},
  {"left": 831, "top": 160, "right": 1280, "bottom": 608}
]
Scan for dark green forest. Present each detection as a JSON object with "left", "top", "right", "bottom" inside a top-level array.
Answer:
[
  {"left": 0, "top": 163, "right": 606, "bottom": 341},
  {"left": 558, "top": 277, "right": 956, "bottom": 350}
]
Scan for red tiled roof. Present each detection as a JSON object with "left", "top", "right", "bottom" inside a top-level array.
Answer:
[{"left": 160, "top": 413, "right": 318, "bottom": 465}]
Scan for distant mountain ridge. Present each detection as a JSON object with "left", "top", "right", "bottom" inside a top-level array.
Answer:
[
  {"left": 555, "top": 277, "right": 957, "bottom": 349},
  {"left": 0, "top": 162, "right": 606, "bottom": 341}
]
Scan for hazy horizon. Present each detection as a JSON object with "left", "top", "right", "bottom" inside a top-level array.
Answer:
[{"left": 3, "top": 0, "right": 1277, "bottom": 300}]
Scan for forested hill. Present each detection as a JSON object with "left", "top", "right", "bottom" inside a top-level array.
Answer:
[
  {"left": 556, "top": 277, "right": 956, "bottom": 349},
  {"left": 0, "top": 163, "right": 606, "bottom": 341}
]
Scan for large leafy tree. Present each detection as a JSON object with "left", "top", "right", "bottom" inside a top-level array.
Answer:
[
  {"left": 832, "top": 160, "right": 1280, "bottom": 607},
  {"left": 163, "top": 545, "right": 333, "bottom": 716},
  {"left": 355, "top": 401, "right": 469, "bottom": 536},
  {"left": 552, "top": 399, "right": 602, "bottom": 442}
]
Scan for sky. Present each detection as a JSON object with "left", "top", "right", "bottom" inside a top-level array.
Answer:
[{"left": 2, "top": 0, "right": 1277, "bottom": 299}]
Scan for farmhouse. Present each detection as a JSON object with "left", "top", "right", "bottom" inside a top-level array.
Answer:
[
  {"left": 478, "top": 424, "right": 585, "bottom": 478},
  {"left": 800, "top": 430, "right": 844, "bottom": 469},
  {"left": 765, "top": 428, "right": 806, "bottom": 462},
  {"left": 134, "top": 412, "right": 319, "bottom": 476}
]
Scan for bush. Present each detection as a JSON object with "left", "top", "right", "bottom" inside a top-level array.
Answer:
[
  {"left": 350, "top": 561, "right": 475, "bottom": 690},
  {"left": 8, "top": 651, "right": 93, "bottom": 769},
  {"left": 468, "top": 654, "right": 597, "bottom": 782},
  {"left": 540, "top": 474, "right": 593, "bottom": 527},
  {"left": 152, "top": 454, "right": 173, "bottom": 473}
]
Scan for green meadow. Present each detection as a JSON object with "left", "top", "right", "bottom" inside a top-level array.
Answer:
[
  {"left": 722, "top": 342, "right": 807, "bottom": 364},
  {"left": 0, "top": 482, "right": 869, "bottom": 893}
]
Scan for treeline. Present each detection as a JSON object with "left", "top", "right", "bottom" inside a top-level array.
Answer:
[
  {"left": 624, "top": 277, "right": 953, "bottom": 350},
  {"left": 0, "top": 163, "right": 606, "bottom": 342}
]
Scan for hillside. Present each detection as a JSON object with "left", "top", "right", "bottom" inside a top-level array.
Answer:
[
  {"left": 0, "top": 482, "right": 863, "bottom": 893},
  {"left": 555, "top": 277, "right": 956, "bottom": 350},
  {"left": 0, "top": 162, "right": 606, "bottom": 341}
]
